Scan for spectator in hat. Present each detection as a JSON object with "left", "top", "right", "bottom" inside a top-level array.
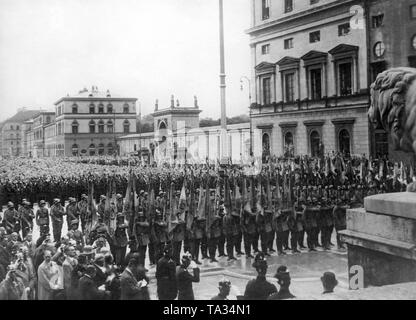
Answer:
[
  {"left": 0, "top": 264, "right": 26, "bottom": 300},
  {"left": 92, "top": 253, "right": 107, "bottom": 287},
  {"left": 321, "top": 271, "right": 338, "bottom": 294},
  {"left": 211, "top": 278, "right": 231, "bottom": 300},
  {"left": 243, "top": 252, "right": 277, "bottom": 300},
  {"left": 268, "top": 265, "right": 295, "bottom": 300},
  {"left": 176, "top": 252, "right": 200, "bottom": 300}
]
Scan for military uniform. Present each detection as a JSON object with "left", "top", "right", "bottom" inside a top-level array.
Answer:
[
  {"left": 287, "top": 208, "right": 300, "bottom": 253},
  {"left": 222, "top": 213, "right": 237, "bottom": 260},
  {"left": 256, "top": 210, "right": 271, "bottom": 255},
  {"left": 134, "top": 214, "right": 150, "bottom": 266},
  {"left": 153, "top": 213, "right": 169, "bottom": 263},
  {"left": 242, "top": 204, "right": 257, "bottom": 257},
  {"left": 303, "top": 204, "right": 317, "bottom": 251},
  {"left": 36, "top": 201, "right": 49, "bottom": 234},
  {"left": 66, "top": 199, "right": 79, "bottom": 230},
  {"left": 3, "top": 204, "right": 19, "bottom": 235},
  {"left": 273, "top": 210, "right": 288, "bottom": 255},
  {"left": 113, "top": 217, "right": 128, "bottom": 266},
  {"left": 333, "top": 202, "right": 347, "bottom": 249},
  {"left": 20, "top": 203, "right": 35, "bottom": 239},
  {"left": 50, "top": 200, "right": 65, "bottom": 242},
  {"left": 77, "top": 196, "right": 89, "bottom": 232},
  {"left": 192, "top": 218, "right": 206, "bottom": 263},
  {"left": 244, "top": 275, "right": 277, "bottom": 300},
  {"left": 207, "top": 215, "right": 221, "bottom": 262},
  {"left": 171, "top": 219, "right": 186, "bottom": 266},
  {"left": 319, "top": 203, "right": 333, "bottom": 250}
]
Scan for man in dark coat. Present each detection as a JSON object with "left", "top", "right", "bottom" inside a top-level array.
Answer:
[
  {"left": 3, "top": 202, "right": 19, "bottom": 235},
  {"left": 243, "top": 252, "right": 277, "bottom": 300},
  {"left": 78, "top": 265, "right": 109, "bottom": 300},
  {"left": 156, "top": 244, "right": 177, "bottom": 300},
  {"left": 20, "top": 201, "right": 35, "bottom": 239},
  {"left": 176, "top": 253, "right": 200, "bottom": 300},
  {"left": 120, "top": 258, "right": 148, "bottom": 300},
  {"left": 134, "top": 209, "right": 150, "bottom": 267}
]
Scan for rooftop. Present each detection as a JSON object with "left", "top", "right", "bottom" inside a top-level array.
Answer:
[
  {"left": 2, "top": 109, "right": 41, "bottom": 125},
  {"left": 54, "top": 86, "right": 137, "bottom": 104}
]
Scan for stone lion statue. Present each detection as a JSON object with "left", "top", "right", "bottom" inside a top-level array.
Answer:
[{"left": 368, "top": 67, "right": 416, "bottom": 191}]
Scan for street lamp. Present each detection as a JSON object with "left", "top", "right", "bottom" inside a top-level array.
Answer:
[{"left": 240, "top": 76, "right": 253, "bottom": 157}]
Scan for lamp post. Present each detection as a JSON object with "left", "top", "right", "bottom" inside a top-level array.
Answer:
[{"left": 240, "top": 76, "right": 253, "bottom": 157}]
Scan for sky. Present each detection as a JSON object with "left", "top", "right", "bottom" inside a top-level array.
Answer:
[{"left": 0, "top": 0, "right": 252, "bottom": 122}]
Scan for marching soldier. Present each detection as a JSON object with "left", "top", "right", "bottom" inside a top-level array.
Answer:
[
  {"left": 171, "top": 211, "right": 186, "bottom": 266},
  {"left": 20, "top": 201, "right": 34, "bottom": 239},
  {"left": 50, "top": 198, "right": 65, "bottom": 243},
  {"left": 287, "top": 206, "right": 300, "bottom": 254},
  {"left": 66, "top": 198, "right": 79, "bottom": 231},
  {"left": 153, "top": 208, "right": 169, "bottom": 263},
  {"left": 77, "top": 194, "right": 89, "bottom": 233},
  {"left": 116, "top": 194, "right": 124, "bottom": 213},
  {"left": 192, "top": 216, "right": 206, "bottom": 264},
  {"left": 242, "top": 202, "right": 256, "bottom": 258},
  {"left": 112, "top": 213, "right": 128, "bottom": 266},
  {"left": 97, "top": 195, "right": 106, "bottom": 220},
  {"left": 35, "top": 200, "right": 50, "bottom": 233},
  {"left": 156, "top": 244, "right": 177, "bottom": 300},
  {"left": 295, "top": 202, "right": 306, "bottom": 249},
  {"left": 273, "top": 209, "right": 286, "bottom": 256},
  {"left": 333, "top": 198, "right": 347, "bottom": 250},
  {"left": 303, "top": 199, "right": 316, "bottom": 252},
  {"left": 222, "top": 207, "right": 237, "bottom": 261},
  {"left": 207, "top": 212, "right": 221, "bottom": 263},
  {"left": 2, "top": 202, "right": 19, "bottom": 235},
  {"left": 134, "top": 209, "right": 150, "bottom": 267},
  {"left": 256, "top": 209, "right": 270, "bottom": 256}
]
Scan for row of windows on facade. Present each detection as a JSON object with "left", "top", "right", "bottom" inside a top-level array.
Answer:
[
  {"left": 261, "top": 128, "right": 352, "bottom": 159},
  {"left": 6, "top": 125, "right": 20, "bottom": 131},
  {"left": 261, "top": 59, "right": 354, "bottom": 104},
  {"left": 56, "top": 103, "right": 131, "bottom": 116},
  {"left": 262, "top": 1, "right": 416, "bottom": 21},
  {"left": 261, "top": 23, "right": 351, "bottom": 54},
  {"left": 72, "top": 120, "right": 130, "bottom": 134}
]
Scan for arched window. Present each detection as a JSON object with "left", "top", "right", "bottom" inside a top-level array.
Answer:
[
  {"left": 72, "top": 120, "right": 79, "bottom": 134},
  {"left": 339, "top": 129, "right": 351, "bottom": 157},
  {"left": 107, "top": 120, "right": 114, "bottom": 133},
  {"left": 98, "top": 104, "right": 104, "bottom": 114},
  {"left": 98, "top": 120, "right": 105, "bottom": 133},
  {"left": 98, "top": 143, "right": 105, "bottom": 155},
  {"left": 16, "top": 125, "right": 20, "bottom": 130},
  {"left": 107, "top": 104, "right": 113, "bottom": 114},
  {"left": 123, "top": 120, "right": 130, "bottom": 133},
  {"left": 284, "top": 131, "right": 294, "bottom": 158},
  {"left": 89, "top": 120, "right": 96, "bottom": 133},
  {"left": 262, "top": 133, "right": 270, "bottom": 163},
  {"left": 107, "top": 143, "right": 114, "bottom": 155},
  {"left": 159, "top": 121, "right": 167, "bottom": 130},
  {"left": 46, "top": 116, "right": 51, "bottom": 124},
  {"left": 10, "top": 125, "right": 14, "bottom": 130},
  {"left": 72, "top": 144, "right": 79, "bottom": 156},
  {"left": 89, "top": 104, "right": 95, "bottom": 114},
  {"left": 72, "top": 104, "right": 78, "bottom": 114},
  {"left": 89, "top": 144, "right": 96, "bottom": 156},
  {"left": 310, "top": 130, "right": 321, "bottom": 157},
  {"left": 123, "top": 103, "right": 129, "bottom": 114}
]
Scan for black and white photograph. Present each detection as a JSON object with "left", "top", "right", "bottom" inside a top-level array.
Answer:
[{"left": 1, "top": 0, "right": 416, "bottom": 307}]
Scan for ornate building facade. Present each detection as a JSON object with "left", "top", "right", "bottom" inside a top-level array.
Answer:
[
  {"left": 53, "top": 87, "right": 137, "bottom": 156},
  {"left": 247, "top": 0, "right": 371, "bottom": 159}
]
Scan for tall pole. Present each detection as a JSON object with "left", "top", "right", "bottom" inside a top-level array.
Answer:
[
  {"left": 219, "top": 0, "right": 228, "bottom": 163},
  {"left": 240, "top": 76, "right": 252, "bottom": 156},
  {"left": 138, "top": 101, "right": 142, "bottom": 159}
]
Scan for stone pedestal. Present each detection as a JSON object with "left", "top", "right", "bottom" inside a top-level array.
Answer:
[{"left": 339, "top": 192, "right": 416, "bottom": 287}]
